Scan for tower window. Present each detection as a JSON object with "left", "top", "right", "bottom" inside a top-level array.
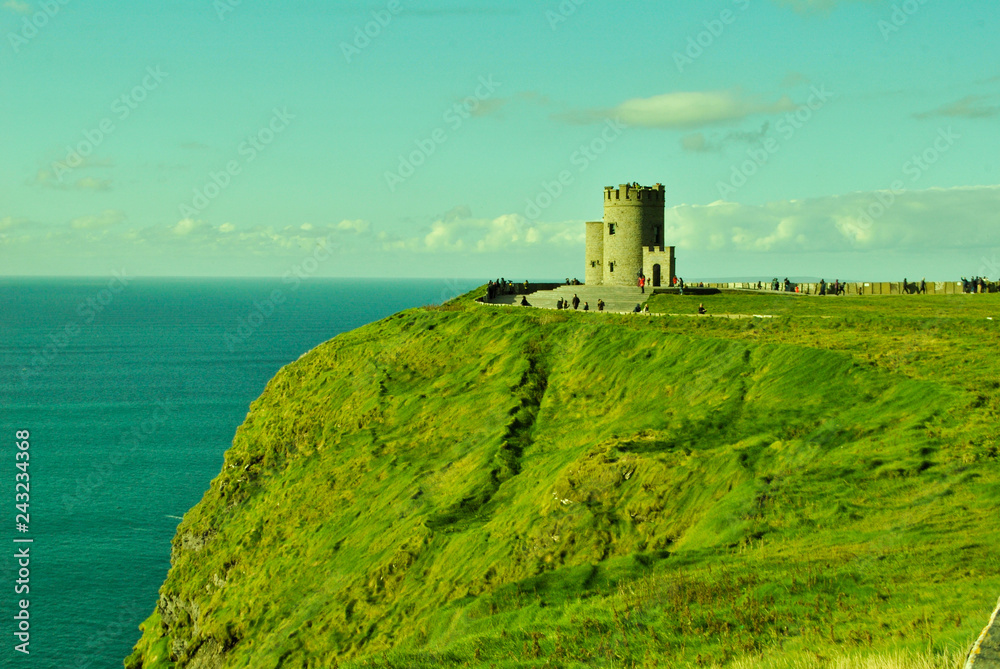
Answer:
[
  {"left": 590, "top": 260, "right": 597, "bottom": 268},
  {"left": 608, "top": 223, "right": 615, "bottom": 235},
  {"left": 609, "top": 262, "right": 615, "bottom": 273}
]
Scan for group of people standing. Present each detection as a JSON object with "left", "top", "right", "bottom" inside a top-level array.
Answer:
[
  {"left": 962, "top": 276, "right": 993, "bottom": 293},
  {"left": 553, "top": 294, "right": 605, "bottom": 312},
  {"left": 769, "top": 278, "right": 805, "bottom": 293},
  {"left": 818, "top": 279, "right": 847, "bottom": 296},
  {"left": 486, "top": 278, "right": 518, "bottom": 301}
]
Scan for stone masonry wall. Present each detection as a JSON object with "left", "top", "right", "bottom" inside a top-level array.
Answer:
[
  {"left": 692, "top": 281, "right": 993, "bottom": 295},
  {"left": 643, "top": 247, "right": 675, "bottom": 288},
  {"left": 585, "top": 221, "right": 604, "bottom": 286},
  {"left": 601, "top": 184, "right": 665, "bottom": 287}
]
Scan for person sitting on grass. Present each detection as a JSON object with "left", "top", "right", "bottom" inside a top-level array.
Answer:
[
  {"left": 642, "top": 304, "right": 650, "bottom": 314},
  {"left": 520, "top": 296, "right": 530, "bottom": 307},
  {"left": 633, "top": 303, "right": 642, "bottom": 313},
  {"left": 698, "top": 303, "right": 707, "bottom": 315}
]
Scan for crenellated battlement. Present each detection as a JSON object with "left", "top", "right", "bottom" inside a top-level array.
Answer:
[{"left": 604, "top": 183, "right": 665, "bottom": 204}]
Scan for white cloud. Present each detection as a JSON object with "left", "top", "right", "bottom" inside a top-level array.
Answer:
[
  {"left": 665, "top": 186, "right": 1000, "bottom": 253},
  {"left": 0, "top": 216, "right": 30, "bottom": 232},
  {"left": 914, "top": 95, "right": 1000, "bottom": 119},
  {"left": 334, "top": 219, "right": 371, "bottom": 234},
  {"left": 614, "top": 91, "right": 795, "bottom": 129},
  {"left": 11, "top": 187, "right": 997, "bottom": 274},
  {"left": 75, "top": 176, "right": 113, "bottom": 191},
  {"left": 33, "top": 169, "right": 113, "bottom": 191},
  {"left": 392, "top": 209, "right": 583, "bottom": 254},
  {"left": 0, "top": 213, "right": 382, "bottom": 271},
  {"left": 3, "top": 0, "right": 31, "bottom": 15},
  {"left": 96, "top": 218, "right": 375, "bottom": 253},
  {"left": 70, "top": 210, "right": 126, "bottom": 230},
  {"left": 557, "top": 90, "right": 796, "bottom": 129},
  {"left": 170, "top": 218, "right": 199, "bottom": 235}
]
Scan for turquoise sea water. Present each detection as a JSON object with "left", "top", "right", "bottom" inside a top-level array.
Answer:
[{"left": 0, "top": 278, "right": 478, "bottom": 668}]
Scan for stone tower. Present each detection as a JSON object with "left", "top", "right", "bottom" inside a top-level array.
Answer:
[{"left": 586, "top": 183, "right": 675, "bottom": 287}]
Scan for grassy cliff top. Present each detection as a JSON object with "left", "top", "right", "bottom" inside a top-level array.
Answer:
[{"left": 127, "top": 289, "right": 1000, "bottom": 668}]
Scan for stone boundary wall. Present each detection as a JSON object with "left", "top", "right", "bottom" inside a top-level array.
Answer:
[{"left": 696, "top": 281, "right": 998, "bottom": 295}]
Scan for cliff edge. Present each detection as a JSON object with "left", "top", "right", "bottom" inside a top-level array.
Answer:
[{"left": 127, "top": 290, "right": 1000, "bottom": 668}]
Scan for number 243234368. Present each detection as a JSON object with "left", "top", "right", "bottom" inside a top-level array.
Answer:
[{"left": 15, "top": 430, "right": 30, "bottom": 531}]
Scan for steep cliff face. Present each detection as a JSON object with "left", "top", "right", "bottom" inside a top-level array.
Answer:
[{"left": 127, "top": 296, "right": 1000, "bottom": 668}]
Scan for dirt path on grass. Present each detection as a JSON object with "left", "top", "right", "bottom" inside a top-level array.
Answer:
[{"left": 966, "top": 596, "right": 1000, "bottom": 668}]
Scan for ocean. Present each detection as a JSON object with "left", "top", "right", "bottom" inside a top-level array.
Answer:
[{"left": 0, "top": 277, "right": 480, "bottom": 668}]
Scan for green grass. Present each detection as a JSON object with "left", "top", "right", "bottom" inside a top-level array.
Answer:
[{"left": 126, "top": 289, "right": 1000, "bottom": 668}]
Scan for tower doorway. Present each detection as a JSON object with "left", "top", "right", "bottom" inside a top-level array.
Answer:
[{"left": 652, "top": 264, "right": 661, "bottom": 287}]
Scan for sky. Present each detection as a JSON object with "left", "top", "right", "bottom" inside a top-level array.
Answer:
[{"left": 1, "top": 0, "right": 998, "bottom": 281}]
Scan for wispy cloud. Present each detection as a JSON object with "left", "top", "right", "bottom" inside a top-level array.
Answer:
[
  {"left": 914, "top": 95, "right": 1000, "bottom": 119},
  {"left": 329, "top": 5, "right": 516, "bottom": 18},
  {"left": 403, "top": 7, "right": 518, "bottom": 17},
  {"left": 379, "top": 207, "right": 582, "bottom": 254},
  {"left": 555, "top": 90, "right": 796, "bottom": 129},
  {"left": 0, "top": 216, "right": 31, "bottom": 232},
  {"left": 461, "top": 91, "right": 552, "bottom": 119},
  {"left": 2, "top": 0, "right": 32, "bottom": 15},
  {"left": 772, "top": 0, "right": 875, "bottom": 14},
  {"left": 71, "top": 210, "right": 127, "bottom": 230},
  {"left": 365, "top": 187, "right": 1000, "bottom": 256},
  {"left": 335, "top": 219, "right": 370, "bottom": 234},
  {"left": 782, "top": 71, "right": 811, "bottom": 88},
  {"left": 33, "top": 168, "right": 113, "bottom": 191},
  {"left": 478, "top": 98, "right": 514, "bottom": 118},
  {"left": 9, "top": 187, "right": 998, "bottom": 267},
  {"left": 666, "top": 185, "right": 1000, "bottom": 253},
  {"left": 148, "top": 219, "right": 372, "bottom": 250},
  {"left": 1, "top": 215, "right": 375, "bottom": 260},
  {"left": 75, "top": 177, "right": 113, "bottom": 191},
  {"left": 681, "top": 122, "right": 771, "bottom": 153}
]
